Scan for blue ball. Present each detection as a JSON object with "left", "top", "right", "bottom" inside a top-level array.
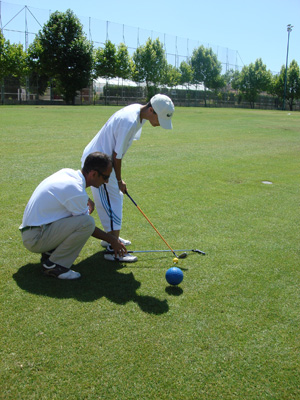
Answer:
[{"left": 165, "top": 267, "right": 183, "bottom": 286}]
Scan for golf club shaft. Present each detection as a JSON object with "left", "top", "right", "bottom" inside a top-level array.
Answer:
[
  {"left": 128, "top": 249, "right": 205, "bottom": 255},
  {"left": 125, "top": 191, "right": 177, "bottom": 257}
]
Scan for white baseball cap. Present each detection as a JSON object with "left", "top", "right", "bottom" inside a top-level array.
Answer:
[{"left": 150, "top": 94, "right": 175, "bottom": 130}]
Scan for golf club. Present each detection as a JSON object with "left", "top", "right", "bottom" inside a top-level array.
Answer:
[
  {"left": 125, "top": 190, "right": 179, "bottom": 258},
  {"left": 127, "top": 249, "right": 205, "bottom": 258}
]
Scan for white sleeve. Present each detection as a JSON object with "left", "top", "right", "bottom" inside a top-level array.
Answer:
[
  {"left": 114, "top": 123, "right": 136, "bottom": 159},
  {"left": 63, "top": 195, "right": 89, "bottom": 216}
]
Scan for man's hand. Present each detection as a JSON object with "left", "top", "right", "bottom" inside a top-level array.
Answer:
[
  {"left": 110, "top": 236, "right": 127, "bottom": 258},
  {"left": 118, "top": 179, "right": 127, "bottom": 194},
  {"left": 92, "top": 228, "right": 127, "bottom": 258},
  {"left": 87, "top": 198, "right": 95, "bottom": 214},
  {"left": 113, "top": 152, "right": 127, "bottom": 193}
]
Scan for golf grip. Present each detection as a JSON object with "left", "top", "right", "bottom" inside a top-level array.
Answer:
[{"left": 125, "top": 191, "right": 176, "bottom": 256}]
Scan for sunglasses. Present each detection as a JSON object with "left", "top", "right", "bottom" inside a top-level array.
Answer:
[{"left": 96, "top": 171, "right": 110, "bottom": 180}]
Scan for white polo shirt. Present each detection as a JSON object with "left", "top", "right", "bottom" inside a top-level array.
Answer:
[
  {"left": 20, "top": 169, "right": 89, "bottom": 228},
  {"left": 81, "top": 104, "right": 146, "bottom": 165}
]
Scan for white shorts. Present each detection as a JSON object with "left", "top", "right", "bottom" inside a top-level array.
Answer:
[{"left": 91, "top": 169, "right": 123, "bottom": 232}]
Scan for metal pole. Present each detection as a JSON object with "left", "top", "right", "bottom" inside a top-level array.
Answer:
[
  {"left": 282, "top": 24, "right": 293, "bottom": 110},
  {"left": 25, "top": 6, "right": 29, "bottom": 102}
]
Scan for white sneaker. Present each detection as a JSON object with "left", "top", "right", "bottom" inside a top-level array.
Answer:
[
  {"left": 43, "top": 260, "right": 81, "bottom": 280},
  {"left": 104, "top": 247, "right": 137, "bottom": 263},
  {"left": 101, "top": 237, "right": 131, "bottom": 248},
  {"left": 58, "top": 270, "right": 81, "bottom": 280}
]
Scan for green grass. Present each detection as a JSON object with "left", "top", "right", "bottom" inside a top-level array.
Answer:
[{"left": 0, "top": 105, "right": 299, "bottom": 399}]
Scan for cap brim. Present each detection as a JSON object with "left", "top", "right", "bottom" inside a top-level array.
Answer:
[{"left": 158, "top": 117, "right": 173, "bottom": 130}]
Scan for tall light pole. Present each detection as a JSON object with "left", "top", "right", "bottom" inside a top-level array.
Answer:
[{"left": 282, "top": 24, "right": 293, "bottom": 110}]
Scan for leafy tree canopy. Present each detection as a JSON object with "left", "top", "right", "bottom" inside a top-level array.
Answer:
[
  {"left": 179, "top": 61, "right": 193, "bottom": 87},
  {"left": 132, "top": 38, "right": 167, "bottom": 93},
  {"left": 0, "top": 31, "right": 27, "bottom": 82},
  {"left": 190, "top": 45, "right": 224, "bottom": 90},
  {"left": 116, "top": 43, "right": 132, "bottom": 81},
  {"left": 28, "top": 9, "right": 93, "bottom": 103},
  {"left": 162, "top": 64, "right": 181, "bottom": 88},
  {"left": 232, "top": 58, "right": 272, "bottom": 108},
  {"left": 94, "top": 40, "right": 117, "bottom": 80},
  {"left": 272, "top": 60, "right": 300, "bottom": 110}
]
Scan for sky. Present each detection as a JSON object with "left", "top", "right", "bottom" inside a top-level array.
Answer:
[{"left": 1, "top": 0, "right": 299, "bottom": 74}]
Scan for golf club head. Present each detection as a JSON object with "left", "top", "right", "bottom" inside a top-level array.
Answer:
[
  {"left": 178, "top": 252, "right": 188, "bottom": 259},
  {"left": 193, "top": 249, "right": 206, "bottom": 255}
]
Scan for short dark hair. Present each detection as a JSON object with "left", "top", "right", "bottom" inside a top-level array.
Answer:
[
  {"left": 82, "top": 152, "right": 112, "bottom": 174},
  {"left": 145, "top": 101, "right": 157, "bottom": 114}
]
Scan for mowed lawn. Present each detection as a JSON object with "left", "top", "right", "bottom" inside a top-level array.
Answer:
[{"left": 0, "top": 105, "right": 299, "bottom": 400}]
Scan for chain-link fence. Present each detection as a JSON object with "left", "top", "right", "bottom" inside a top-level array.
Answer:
[
  {"left": 2, "top": 1, "right": 299, "bottom": 110},
  {"left": 1, "top": 1, "right": 241, "bottom": 71}
]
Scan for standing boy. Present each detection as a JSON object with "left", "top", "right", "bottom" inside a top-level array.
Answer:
[{"left": 81, "top": 94, "right": 174, "bottom": 262}]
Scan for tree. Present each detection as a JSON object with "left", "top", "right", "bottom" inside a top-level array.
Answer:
[
  {"left": 285, "top": 60, "right": 300, "bottom": 111},
  {"left": 232, "top": 58, "right": 272, "bottom": 108},
  {"left": 231, "top": 70, "right": 241, "bottom": 90},
  {"left": 26, "top": 42, "right": 49, "bottom": 98},
  {"left": 132, "top": 38, "right": 167, "bottom": 98},
  {"left": 178, "top": 60, "right": 194, "bottom": 105},
  {"left": 94, "top": 40, "right": 117, "bottom": 80},
  {"left": 271, "top": 67, "right": 284, "bottom": 107},
  {"left": 0, "top": 32, "right": 27, "bottom": 81},
  {"left": 94, "top": 40, "right": 119, "bottom": 103},
  {"left": 112, "top": 42, "right": 133, "bottom": 101},
  {"left": 162, "top": 64, "right": 181, "bottom": 87},
  {"left": 272, "top": 60, "right": 300, "bottom": 111},
  {"left": 223, "top": 69, "right": 241, "bottom": 88},
  {"left": 179, "top": 61, "right": 193, "bottom": 88},
  {"left": 190, "top": 45, "right": 225, "bottom": 106},
  {"left": 115, "top": 43, "right": 132, "bottom": 81},
  {"left": 0, "top": 31, "right": 27, "bottom": 102},
  {"left": 28, "top": 9, "right": 93, "bottom": 104}
]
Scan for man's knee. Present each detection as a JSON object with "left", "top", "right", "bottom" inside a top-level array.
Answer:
[{"left": 81, "top": 214, "right": 96, "bottom": 235}]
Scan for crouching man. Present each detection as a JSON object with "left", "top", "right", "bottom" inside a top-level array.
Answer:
[{"left": 19, "top": 152, "right": 127, "bottom": 280}]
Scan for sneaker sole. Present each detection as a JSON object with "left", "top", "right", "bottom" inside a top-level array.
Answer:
[
  {"left": 104, "top": 254, "right": 137, "bottom": 263},
  {"left": 43, "top": 269, "right": 81, "bottom": 279}
]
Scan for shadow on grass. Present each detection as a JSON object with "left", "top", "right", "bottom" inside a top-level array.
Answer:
[
  {"left": 13, "top": 251, "right": 169, "bottom": 315},
  {"left": 165, "top": 286, "right": 183, "bottom": 296}
]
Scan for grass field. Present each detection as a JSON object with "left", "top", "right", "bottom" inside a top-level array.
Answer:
[{"left": 0, "top": 105, "right": 299, "bottom": 399}]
